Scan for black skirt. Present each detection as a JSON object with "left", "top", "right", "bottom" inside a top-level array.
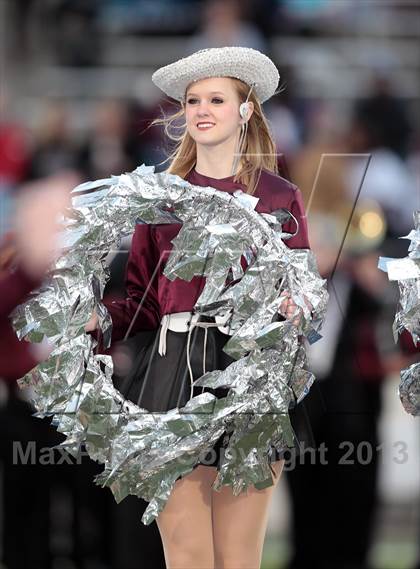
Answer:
[{"left": 115, "top": 315, "right": 314, "bottom": 470}]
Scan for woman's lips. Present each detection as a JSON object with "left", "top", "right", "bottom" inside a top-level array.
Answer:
[{"left": 196, "top": 122, "right": 215, "bottom": 130}]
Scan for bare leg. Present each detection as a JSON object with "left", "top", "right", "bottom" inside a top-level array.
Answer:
[
  {"left": 212, "top": 459, "right": 285, "bottom": 569},
  {"left": 156, "top": 464, "right": 218, "bottom": 569}
]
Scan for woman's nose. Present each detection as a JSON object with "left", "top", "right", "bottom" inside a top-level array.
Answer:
[{"left": 196, "top": 102, "right": 210, "bottom": 115}]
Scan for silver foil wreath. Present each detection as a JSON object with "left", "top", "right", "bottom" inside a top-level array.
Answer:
[
  {"left": 12, "top": 164, "right": 328, "bottom": 524},
  {"left": 379, "top": 210, "right": 420, "bottom": 416}
]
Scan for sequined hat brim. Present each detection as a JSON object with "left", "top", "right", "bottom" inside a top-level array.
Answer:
[{"left": 152, "top": 46, "right": 280, "bottom": 104}]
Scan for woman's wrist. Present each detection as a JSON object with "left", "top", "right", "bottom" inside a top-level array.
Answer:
[{"left": 84, "top": 310, "right": 99, "bottom": 332}]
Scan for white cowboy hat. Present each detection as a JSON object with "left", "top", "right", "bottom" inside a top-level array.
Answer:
[{"left": 152, "top": 46, "right": 279, "bottom": 104}]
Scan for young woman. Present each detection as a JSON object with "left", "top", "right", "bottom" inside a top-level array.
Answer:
[{"left": 86, "top": 46, "right": 311, "bottom": 569}]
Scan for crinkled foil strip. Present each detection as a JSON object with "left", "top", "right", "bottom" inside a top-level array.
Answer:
[
  {"left": 379, "top": 210, "right": 420, "bottom": 416},
  {"left": 12, "top": 164, "right": 328, "bottom": 524}
]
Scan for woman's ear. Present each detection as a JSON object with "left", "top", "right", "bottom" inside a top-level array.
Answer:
[{"left": 240, "top": 101, "right": 254, "bottom": 124}]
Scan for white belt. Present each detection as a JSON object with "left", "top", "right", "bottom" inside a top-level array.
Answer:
[{"left": 158, "top": 311, "right": 231, "bottom": 402}]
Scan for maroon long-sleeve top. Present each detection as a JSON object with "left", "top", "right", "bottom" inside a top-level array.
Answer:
[
  {"left": 0, "top": 265, "right": 41, "bottom": 380},
  {"left": 104, "top": 168, "right": 310, "bottom": 343}
]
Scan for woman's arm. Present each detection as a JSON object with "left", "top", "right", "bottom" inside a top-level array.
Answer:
[
  {"left": 277, "top": 185, "right": 312, "bottom": 321},
  {"left": 283, "top": 186, "right": 310, "bottom": 250},
  {"left": 0, "top": 265, "right": 41, "bottom": 320},
  {"left": 99, "top": 223, "right": 161, "bottom": 343},
  {"left": 0, "top": 267, "right": 43, "bottom": 380}
]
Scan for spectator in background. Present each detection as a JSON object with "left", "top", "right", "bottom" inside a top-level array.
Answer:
[
  {"left": 288, "top": 101, "right": 348, "bottom": 213},
  {"left": 27, "top": 101, "right": 81, "bottom": 180},
  {"left": 283, "top": 106, "right": 417, "bottom": 569},
  {"left": 4, "top": 0, "right": 36, "bottom": 60},
  {"left": 346, "top": 72, "right": 416, "bottom": 248},
  {"left": 49, "top": 0, "right": 102, "bottom": 66},
  {"left": 265, "top": 96, "right": 301, "bottom": 163},
  {"left": 346, "top": 111, "right": 417, "bottom": 245},
  {"left": 285, "top": 212, "right": 389, "bottom": 569},
  {"left": 0, "top": 117, "right": 30, "bottom": 188},
  {"left": 78, "top": 99, "right": 139, "bottom": 180},
  {"left": 0, "top": 89, "right": 31, "bottom": 236},
  {"left": 406, "top": 130, "right": 420, "bottom": 213},
  {"left": 353, "top": 73, "right": 412, "bottom": 159},
  {"left": 187, "top": 0, "right": 267, "bottom": 54}
]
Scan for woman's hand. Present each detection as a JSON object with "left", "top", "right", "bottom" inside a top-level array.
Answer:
[
  {"left": 278, "top": 291, "right": 315, "bottom": 326},
  {"left": 278, "top": 291, "right": 303, "bottom": 326},
  {"left": 84, "top": 309, "right": 99, "bottom": 332}
]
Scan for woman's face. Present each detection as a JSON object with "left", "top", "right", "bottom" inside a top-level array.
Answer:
[{"left": 184, "top": 77, "right": 244, "bottom": 148}]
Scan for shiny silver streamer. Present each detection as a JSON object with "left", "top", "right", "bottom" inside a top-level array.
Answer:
[
  {"left": 13, "top": 164, "right": 328, "bottom": 524},
  {"left": 399, "top": 362, "right": 420, "bottom": 416},
  {"left": 379, "top": 210, "right": 420, "bottom": 416}
]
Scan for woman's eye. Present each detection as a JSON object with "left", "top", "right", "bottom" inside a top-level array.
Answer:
[{"left": 186, "top": 97, "right": 223, "bottom": 104}]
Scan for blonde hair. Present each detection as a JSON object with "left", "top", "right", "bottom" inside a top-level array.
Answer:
[{"left": 150, "top": 77, "right": 280, "bottom": 195}]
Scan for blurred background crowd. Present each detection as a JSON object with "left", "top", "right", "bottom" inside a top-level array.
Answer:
[{"left": 0, "top": 0, "right": 419, "bottom": 568}]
